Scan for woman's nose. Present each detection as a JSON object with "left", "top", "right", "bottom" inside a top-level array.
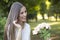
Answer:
[{"left": 23, "top": 12, "right": 27, "bottom": 17}]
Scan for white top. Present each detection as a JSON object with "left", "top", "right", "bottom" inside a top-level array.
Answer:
[{"left": 7, "top": 23, "right": 30, "bottom": 40}]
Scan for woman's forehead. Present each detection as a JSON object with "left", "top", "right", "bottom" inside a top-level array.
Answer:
[{"left": 20, "top": 6, "right": 26, "bottom": 12}]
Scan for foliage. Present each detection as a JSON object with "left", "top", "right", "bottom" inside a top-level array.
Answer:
[{"left": 0, "top": 17, "right": 6, "bottom": 40}]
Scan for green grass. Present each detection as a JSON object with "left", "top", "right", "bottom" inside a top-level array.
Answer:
[{"left": 28, "top": 19, "right": 60, "bottom": 40}]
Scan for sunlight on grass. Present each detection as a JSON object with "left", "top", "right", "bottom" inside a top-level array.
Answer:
[
  {"left": 49, "top": 16, "right": 56, "bottom": 21},
  {"left": 49, "top": 22, "right": 60, "bottom": 25},
  {"left": 37, "top": 13, "right": 42, "bottom": 20},
  {"left": 37, "top": 13, "right": 59, "bottom": 21},
  {"left": 37, "top": 13, "right": 48, "bottom": 20},
  {"left": 29, "top": 19, "right": 60, "bottom": 30},
  {"left": 44, "top": 14, "right": 48, "bottom": 19}
]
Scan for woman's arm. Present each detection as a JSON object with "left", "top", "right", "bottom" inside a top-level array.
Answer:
[{"left": 13, "top": 20, "right": 22, "bottom": 40}]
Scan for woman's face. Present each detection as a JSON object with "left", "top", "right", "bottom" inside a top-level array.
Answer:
[{"left": 18, "top": 6, "right": 27, "bottom": 23}]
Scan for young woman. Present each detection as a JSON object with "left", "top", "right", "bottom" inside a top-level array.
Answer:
[{"left": 4, "top": 2, "right": 30, "bottom": 40}]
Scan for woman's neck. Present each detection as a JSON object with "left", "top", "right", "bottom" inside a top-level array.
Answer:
[{"left": 18, "top": 21, "right": 25, "bottom": 29}]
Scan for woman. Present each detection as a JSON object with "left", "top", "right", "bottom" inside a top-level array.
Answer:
[{"left": 4, "top": 2, "right": 30, "bottom": 40}]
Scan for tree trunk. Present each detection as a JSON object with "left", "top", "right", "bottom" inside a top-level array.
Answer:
[
  {"left": 42, "top": 13, "right": 45, "bottom": 20},
  {"left": 56, "top": 13, "right": 57, "bottom": 21}
]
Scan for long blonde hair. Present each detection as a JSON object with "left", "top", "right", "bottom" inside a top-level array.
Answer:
[{"left": 4, "top": 2, "right": 23, "bottom": 40}]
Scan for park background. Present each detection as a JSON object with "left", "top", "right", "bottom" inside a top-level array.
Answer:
[{"left": 0, "top": 0, "right": 60, "bottom": 40}]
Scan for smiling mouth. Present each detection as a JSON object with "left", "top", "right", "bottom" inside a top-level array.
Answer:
[{"left": 23, "top": 17, "right": 26, "bottom": 19}]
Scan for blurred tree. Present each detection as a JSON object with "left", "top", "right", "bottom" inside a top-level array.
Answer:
[
  {"left": 0, "top": 0, "right": 41, "bottom": 22},
  {"left": 48, "top": 0, "right": 60, "bottom": 21},
  {"left": 40, "top": 0, "right": 46, "bottom": 20}
]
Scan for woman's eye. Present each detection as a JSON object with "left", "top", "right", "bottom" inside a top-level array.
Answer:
[
  {"left": 25, "top": 10, "right": 27, "bottom": 13},
  {"left": 21, "top": 12, "right": 23, "bottom": 14}
]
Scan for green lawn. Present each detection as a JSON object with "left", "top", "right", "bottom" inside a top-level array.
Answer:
[{"left": 28, "top": 19, "right": 60, "bottom": 40}]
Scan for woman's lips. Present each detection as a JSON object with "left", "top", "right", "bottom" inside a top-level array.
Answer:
[{"left": 22, "top": 17, "right": 26, "bottom": 19}]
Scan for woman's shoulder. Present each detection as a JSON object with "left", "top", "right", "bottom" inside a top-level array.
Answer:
[
  {"left": 25, "top": 23, "right": 30, "bottom": 28},
  {"left": 25, "top": 23, "right": 31, "bottom": 31}
]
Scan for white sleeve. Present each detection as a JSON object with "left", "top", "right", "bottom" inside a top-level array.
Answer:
[
  {"left": 22, "top": 23, "right": 31, "bottom": 40},
  {"left": 29, "top": 25, "right": 31, "bottom": 40},
  {"left": 27, "top": 24, "right": 31, "bottom": 40}
]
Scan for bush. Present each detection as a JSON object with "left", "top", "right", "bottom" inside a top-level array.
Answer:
[{"left": 0, "top": 17, "right": 6, "bottom": 40}]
